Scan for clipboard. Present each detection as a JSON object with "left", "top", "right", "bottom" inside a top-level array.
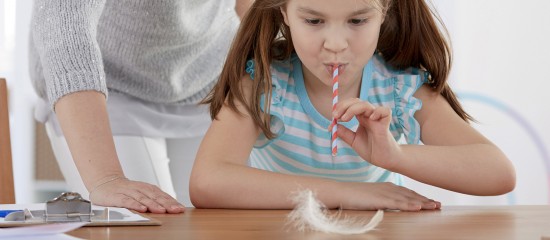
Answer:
[{"left": 0, "top": 192, "right": 161, "bottom": 227}]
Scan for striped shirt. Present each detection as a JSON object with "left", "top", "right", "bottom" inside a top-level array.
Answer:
[{"left": 246, "top": 53, "right": 427, "bottom": 184}]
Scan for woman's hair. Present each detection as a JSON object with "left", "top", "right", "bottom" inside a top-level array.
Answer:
[{"left": 203, "top": 0, "right": 472, "bottom": 139}]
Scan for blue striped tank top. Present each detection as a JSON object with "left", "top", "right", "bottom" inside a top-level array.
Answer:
[{"left": 245, "top": 53, "right": 427, "bottom": 184}]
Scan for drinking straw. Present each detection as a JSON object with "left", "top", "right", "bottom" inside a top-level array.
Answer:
[{"left": 331, "top": 66, "right": 339, "bottom": 157}]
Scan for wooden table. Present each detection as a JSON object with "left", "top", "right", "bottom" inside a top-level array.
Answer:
[{"left": 67, "top": 206, "right": 550, "bottom": 240}]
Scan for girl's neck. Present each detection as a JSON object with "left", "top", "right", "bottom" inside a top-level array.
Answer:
[{"left": 302, "top": 64, "right": 362, "bottom": 120}]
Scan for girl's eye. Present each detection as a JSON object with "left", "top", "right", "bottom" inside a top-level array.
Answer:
[
  {"left": 305, "top": 19, "right": 323, "bottom": 25},
  {"left": 349, "top": 18, "right": 368, "bottom": 25}
]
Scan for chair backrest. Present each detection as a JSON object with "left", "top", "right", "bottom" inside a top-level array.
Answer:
[{"left": 0, "top": 78, "right": 15, "bottom": 204}]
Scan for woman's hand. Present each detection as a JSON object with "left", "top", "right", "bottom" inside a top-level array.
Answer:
[
  {"left": 89, "top": 176, "right": 185, "bottom": 214},
  {"left": 331, "top": 98, "right": 403, "bottom": 170}
]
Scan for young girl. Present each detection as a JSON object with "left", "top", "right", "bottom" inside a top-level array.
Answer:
[{"left": 190, "top": 0, "right": 516, "bottom": 210}]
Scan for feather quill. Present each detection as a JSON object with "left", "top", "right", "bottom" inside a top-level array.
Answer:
[{"left": 287, "top": 189, "right": 383, "bottom": 234}]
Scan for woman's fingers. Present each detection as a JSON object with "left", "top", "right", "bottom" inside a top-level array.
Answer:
[
  {"left": 138, "top": 186, "right": 186, "bottom": 213},
  {"left": 114, "top": 193, "right": 148, "bottom": 212},
  {"left": 90, "top": 179, "right": 185, "bottom": 213}
]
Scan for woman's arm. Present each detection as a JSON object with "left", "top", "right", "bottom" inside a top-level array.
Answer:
[
  {"left": 31, "top": 1, "right": 183, "bottom": 212},
  {"left": 393, "top": 86, "right": 516, "bottom": 195},
  {"left": 190, "top": 78, "right": 439, "bottom": 210},
  {"left": 55, "top": 91, "right": 184, "bottom": 213}
]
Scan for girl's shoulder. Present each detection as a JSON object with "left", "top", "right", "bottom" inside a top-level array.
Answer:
[
  {"left": 368, "top": 54, "right": 429, "bottom": 102},
  {"left": 370, "top": 53, "right": 430, "bottom": 82},
  {"left": 245, "top": 56, "right": 297, "bottom": 99},
  {"left": 368, "top": 54, "right": 427, "bottom": 145},
  {"left": 245, "top": 55, "right": 294, "bottom": 81}
]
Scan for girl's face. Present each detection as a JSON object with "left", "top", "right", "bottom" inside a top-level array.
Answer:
[{"left": 281, "top": 0, "right": 385, "bottom": 89}]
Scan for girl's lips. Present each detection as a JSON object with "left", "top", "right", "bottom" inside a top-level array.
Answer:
[{"left": 325, "top": 64, "right": 346, "bottom": 76}]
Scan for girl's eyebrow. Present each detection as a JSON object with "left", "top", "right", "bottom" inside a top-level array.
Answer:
[
  {"left": 349, "top": 7, "right": 375, "bottom": 16},
  {"left": 297, "top": 6, "right": 375, "bottom": 17},
  {"left": 297, "top": 7, "right": 325, "bottom": 17}
]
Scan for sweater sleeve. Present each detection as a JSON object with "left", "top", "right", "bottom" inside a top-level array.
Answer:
[{"left": 30, "top": 0, "right": 108, "bottom": 110}]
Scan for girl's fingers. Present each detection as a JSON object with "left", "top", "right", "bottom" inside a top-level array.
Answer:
[
  {"left": 335, "top": 99, "right": 390, "bottom": 124},
  {"left": 385, "top": 198, "right": 421, "bottom": 211},
  {"left": 333, "top": 98, "right": 363, "bottom": 119},
  {"left": 387, "top": 185, "right": 439, "bottom": 211},
  {"left": 328, "top": 120, "right": 335, "bottom": 132},
  {"left": 335, "top": 124, "right": 356, "bottom": 146},
  {"left": 424, "top": 200, "right": 441, "bottom": 210},
  {"left": 369, "top": 106, "right": 392, "bottom": 120},
  {"left": 426, "top": 199, "right": 442, "bottom": 209},
  {"left": 337, "top": 101, "right": 376, "bottom": 122},
  {"left": 415, "top": 198, "right": 440, "bottom": 210},
  {"left": 401, "top": 188, "right": 440, "bottom": 210}
]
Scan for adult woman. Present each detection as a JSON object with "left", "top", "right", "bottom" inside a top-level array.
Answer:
[{"left": 29, "top": 0, "right": 253, "bottom": 212}]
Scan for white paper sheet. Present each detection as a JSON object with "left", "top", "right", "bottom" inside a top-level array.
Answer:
[{"left": 0, "top": 222, "right": 85, "bottom": 239}]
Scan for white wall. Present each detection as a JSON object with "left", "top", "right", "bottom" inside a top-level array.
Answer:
[
  {"left": 404, "top": 0, "right": 550, "bottom": 205},
  {"left": 1, "top": 0, "right": 549, "bottom": 205}
]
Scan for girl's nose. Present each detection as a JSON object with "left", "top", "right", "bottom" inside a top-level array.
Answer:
[{"left": 323, "top": 31, "right": 348, "bottom": 53}]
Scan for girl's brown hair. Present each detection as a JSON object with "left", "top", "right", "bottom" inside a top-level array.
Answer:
[{"left": 203, "top": 0, "right": 472, "bottom": 139}]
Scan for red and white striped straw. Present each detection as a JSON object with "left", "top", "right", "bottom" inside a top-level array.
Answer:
[{"left": 331, "top": 66, "right": 339, "bottom": 157}]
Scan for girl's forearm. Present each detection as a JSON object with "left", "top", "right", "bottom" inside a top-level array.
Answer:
[
  {"left": 395, "top": 144, "right": 515, "bottom": 195},
  {"left": 190, "top": 162, "right": 345, "bottom": 209},
  {"left": 55, "top": 91, "right": 125, "bottom": 191},
  {"left": 190, "top": 161, "right": 441, "bottom": 211}
]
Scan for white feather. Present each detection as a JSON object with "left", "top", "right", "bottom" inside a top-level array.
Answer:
[{"left": 287, "top": 189, "right": 383, "bottom": 234}]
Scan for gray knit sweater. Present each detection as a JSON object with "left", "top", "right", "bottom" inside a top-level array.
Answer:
[{"left": 29, "top": 0, "right": 239, "bottom": 109}]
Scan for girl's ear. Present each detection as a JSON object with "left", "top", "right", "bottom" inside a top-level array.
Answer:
[{"left": 280, "top": 7, "right": 290, "bottom": 26}]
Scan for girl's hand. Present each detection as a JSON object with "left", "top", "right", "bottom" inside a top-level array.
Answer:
[
  {"left": 342, "top": 182, "right": 441, "bottom": 211},
  {"left": 331, "top": 98, "right": 402, "bottom": 170},
  {"left": 89, "top": 177, "right": 185, "bottom": 214}
]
